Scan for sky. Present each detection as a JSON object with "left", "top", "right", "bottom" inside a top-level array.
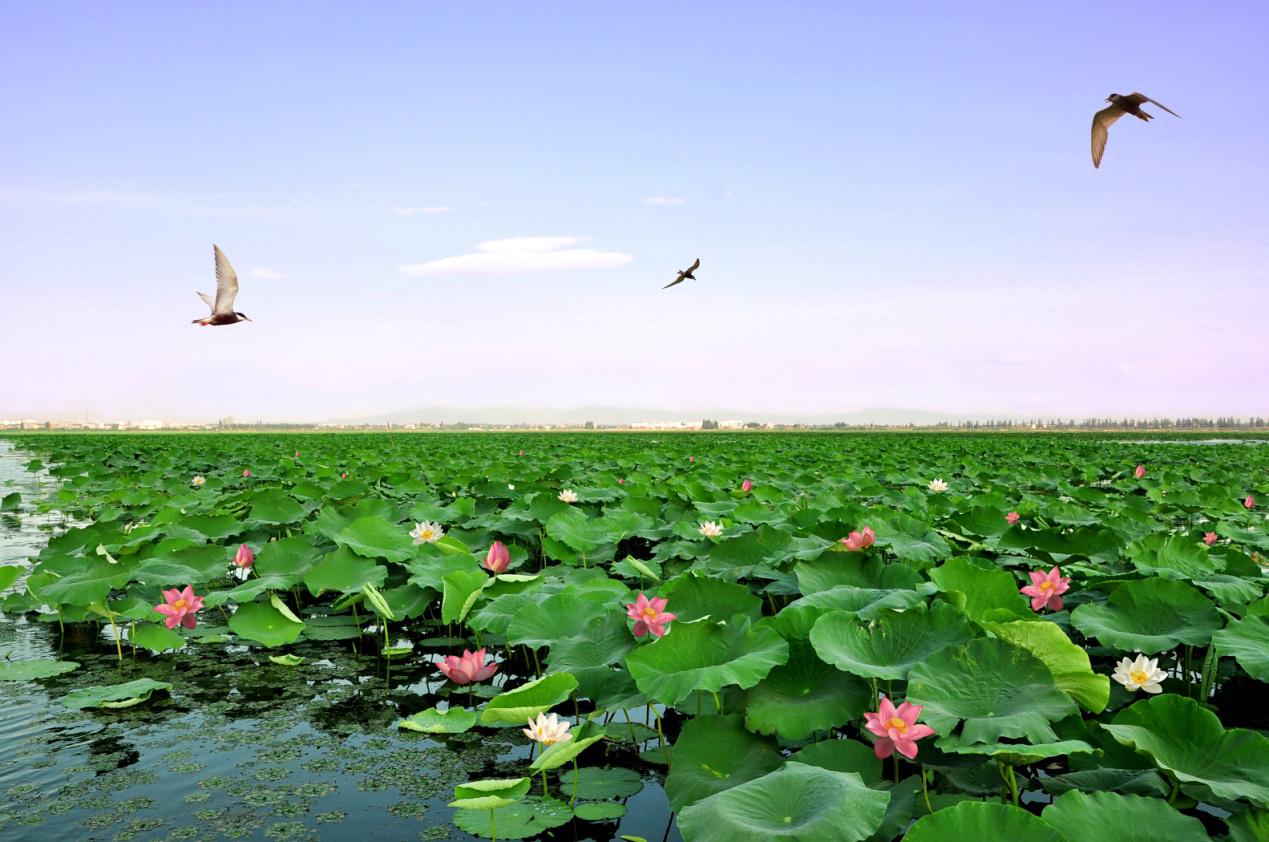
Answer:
[{"left": 2, "top": 1, "right": 1267, "bottom": 423}]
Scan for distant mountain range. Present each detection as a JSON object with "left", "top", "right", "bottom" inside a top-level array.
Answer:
[{"left": 323, "top": 404, "right": 1001, "bottom": 426}]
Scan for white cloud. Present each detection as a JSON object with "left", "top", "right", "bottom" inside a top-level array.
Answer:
[
  {"left": 251, "top": 268, "right": 287, "bottom": 280},
  {"left": 394, "top": 206, "right": 452, "bottom": 216},
  {"left": 645, "top": 196, "right": 684, "bottom": 206},
  {"left": 400, "top": 236, "right": 633, "bottom": 277}
]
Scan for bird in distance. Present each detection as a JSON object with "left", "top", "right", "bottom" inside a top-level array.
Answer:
[
  {"left": 1091, "top": 92, "right": 1180, "bottom": 168},
  {"left": 663, "top": 258, "right": 701, "bottom": 289},
  {"left": 192, "top": 245, "right": 252, "bottom": 326}
]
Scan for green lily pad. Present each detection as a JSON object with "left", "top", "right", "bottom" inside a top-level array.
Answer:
[
  {"left": 980, "top": 619, "right": 1108, "bottom": 712},
  {"left": 573, "top": 801, "right": 626, "bottom": 821},
  {"left": 561, "top": 767, "right": 643, "bottom": 800},
  {"left": 809, "top": 602, "right": 973, "bottom": 680},
  {"left": 452, "top": 796, "right": 572, "bottom": 839},
  {"left": 332, "top": 515, "right": 417, "bottom": 563},
  {"left": 450, "top": 777, "right": 531, "bottom": 810},
  {"left": 1212, "top": 614, "right": 1269, "bottom": 681},
  {"left": 62, "top": 678, "right": 173, "bottom": 710},
  {"left": 1101, "top": 694, "right": 1269, "bottom": 807},
  {"left": 743, "top": 639, "right": 870, "bottom": 740},
  {"left": 303, "top": 547, "right": 388, "bottom": 596},
  {"left": 480, "top": 673, "right": 578, "bottom": 726},
  {"left": 787, "top": 739, "right": 881, "bottom": 786},
  {"left": 664, "top": 714, "right": 783, "bottom": 811},
  {"left": 267, "top": 654, "right": 305, "bottom": 666},
  {"left": 398, "top": 706, "right": 478, "bottom": 734},
  {"left": 441, "top": 569, "right": 489, "bottom": 625},
  {"left": 676, "top": 764, "right": 890, "bottom": 842},
  {"left": 129, "top": 622, "right": 187, "bottom": 653},
  {"left": 904, "top": 801, "right": 1062, "bottom": 841},
  {"left": 0, "top": 659, "right": 79, "bottom": 681},
  {"left": 248, "top": 489, "right": 308, "bottom": 525},
  {"left": 228, "top": 601, "right": 304, "bottom": 647},
  {"left": 1042, "top": 790, "right": 1209, "bottom": 842},
  {"left": 625, "top": 617, "right": 789, "bottom": 707},
  {"left": 929, "top": 557, "right": 1031, "bottom": 622},
  {"left": 907, "top": 637, "right": 1078, "bottom": 745},
  {"left": 663, "top": 573, "right": 763, "bottom": 623},
  {"left": 1070, "top": 578, "right": 1221, "bottom": 653}
]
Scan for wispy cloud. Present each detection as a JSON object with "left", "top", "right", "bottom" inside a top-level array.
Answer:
[
  {"left": 395, "top": 206, "right": 452, "bottom": 216},
  {"left": 251, "top": 268, "right": 287, "bottom": 280},
  {"left": 399, "top": 236, "right": 633, "bottom": 277},
  {"left": 645, "top": 196, "right": 684, "bottom": 206}
]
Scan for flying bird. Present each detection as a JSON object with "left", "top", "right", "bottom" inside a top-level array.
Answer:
[
  {"left": 192, "top": 245, "right": 252, "bottom": 326},
  {"left": 1091, "top": 92, "right": 1180, "bottom": 168},
  {"left": 663, "top": 258, "right": 700, "bottom": 289}
]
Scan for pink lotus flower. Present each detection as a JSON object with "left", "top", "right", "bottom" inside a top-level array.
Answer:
[
  {"left": 436, "top": 647, "right": 498, "bottom": 684},
  {"left": 1005, "top": 511, "right": 1020, "bottom": 526},
  {"left": 742, "top": 479, "right": 753, "bottom": 493},
  {"left": 1020, "top": 566, "right": 1071, "bottom": 612},
  {"left": 484, "top": 540, "right": 510, "bottom": 574},
  {"left": 625, "top": 592, "right": 677, "bottom": 639},
  {"left": 340, "top": 472, "right": 348, "bottom": 479},
  {"left": 242, "top": 469, "right": 251, "bottom": 478},
  {"left": 234, "top": 543, "right": 254, "bottom": 569},
  {"left": 154, "top": 586, "right": 204, "bottom": 630},
  {"left": 689, "top": 455, "right": 695, "bottom": 463},
  {"left": 1134, "top": 464, "right": 1146, "bottom": 479},
  {"left": 295, "top": 450, "right": 300, "bottom": 457},
  {"left": 1204, "top": 532, "right": 1218, "bottom": 546},
  {"left": 618, "top": 478, "right": 625, "bottom": 485},
  {"left": 841, "top": 526, "right": 876, "bottom": 552},
  {"left": 1245, "top": 495, "right": 1256, "bottom": 510},
  {"left": 864, "top": 695, "right": 935, "bottom": 760},
  {"left": 518, "top": 449, "right": 525, "bottom": 457}
]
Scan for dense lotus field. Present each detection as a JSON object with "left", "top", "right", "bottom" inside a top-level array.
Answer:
[{"left": 1, "top": 431, "right": 1267, "bottom": 841}]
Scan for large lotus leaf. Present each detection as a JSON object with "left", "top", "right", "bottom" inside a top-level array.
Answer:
[
  {"left": 397, "top": 706, "right": 478, "bottom": 734},
  {"left": 452, "top": 796, "right": 571, "bottom": 839},
  {"left": 1127, "top": 534, "right": 1221, "bottom": 579},
  {"left": 1194, "top": 573, "right": 1263, "bottom": 606},
  {"left": 625, "top": 617, "right": 789, "bottom": 707},
  {"left": 253, "top": 536, "right": 321, "bottom": 581},
  {"left": 1101, "top": 694, "right": 1269, "bottom": 807},
  {"left": 450, "top": 777, "right": 532, "bottom": 810},
  {"left": 743, "top": 639, "right": 870, "bottom": 740},
  {"left": 935, "top": 736, "right": 1096, "bottom": 765},
  {"left": 794, "top": 554, "right": 922, "bottom": 595},
  {"left": 1040, "top": 768, "right": 1170, "bottom": 798},
  {"left": 441, "top": 569, "right": 489, "bottom": 624},
  {"left": 0, "top": 659, "right": 79, "bottom": 681},
  {"left": 705, "top": 526, "right": 792, "bottom": 575},
  {"left": 1042, "top": 790, "right": 1208, "bottom": 842},
  {"left": 180, "top": 514, "right": 240, "bottom": 541},
  {"left": 544, "top": 507, "right": 644, "bottom": 554},
  {"left": 562, "top": 766, "right": 643, "bottom": 800},
  {"left": 331, "top": 516, "right": 417, "bottom": 562},
  {"left": 1227, "top": 810, "right": 1269, "bottom": 842},
  {"left": 0, "top": 565, "right": 20, "bottom": 593},
  {"left": 248, "top": 489, "right": 308, "bottom": 525},
  {"left": 663, "top": 573, "right": 763, "bottom": 623},
  {"left": 547, "top": 613, "right": 633, "bottom": 675},
  {"left": 809, "top": 602, "right": 972, "bottom": 680},
  {"left": 874, "top": 513, "right": 952, "bottom": 564},
  {"left": 1213, "top": 614, "right": 1269, "bottom": 681},
  {"left": 773, "top": 586, "right": 927, "bottom": 639},
  {"left": 228, "top": 601, "right": 304, "bottom": 647},
  {"left": 904, "top": 801, "right": 1062, "bottom": 842},
  {"left": 508, "top": 590, "right": 612, "bottom": 649},
  {"left": 787, "top": 739, "right": 881, "bottom": 786},
  {"left": 907, "top": 637, "right": 1078, "bottom": 745},
  {"left": 38, "top": 558, "right": 134, "bottom": 606},
  {"left": 131, "top": 547, "right": 227, "bottom": 587},
  {"left": 301, "top": 615, "right": 361, "bottom": 641},
  {"left": 62, "top": 678, "right": 173, "bottom": 710},
  {"left": 303, "top": 546, "right": 387, "bottom": 596},
  {"left": 129, "top": 622, "right": 187, "bottom": 653},
  {"left": 981, "top": 619, "right": 1108, "bottom": 712},
  {"left": 1070, "top": 579, "right": 1221, "bottom": 653},
  {"left": 480, "top": 673, "right": 578, "bottom": 725},
  {"left": 928, "top": 556, "right": 1031, "bottom": 621},
  {"left": 676, "top": 764, "right": 889, "bottom": 842}
]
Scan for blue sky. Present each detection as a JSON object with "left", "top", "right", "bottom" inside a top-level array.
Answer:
[{"left": 2, "top": 2, "right": 1266, "bottom": 421}]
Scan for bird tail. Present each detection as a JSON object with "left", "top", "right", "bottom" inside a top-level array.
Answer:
[
  {"left": 1136, "top": 111, "right": 1153, "bottom": 122},
  {"left": 191, "top": 317, "right": 211, "bottom": 325}
]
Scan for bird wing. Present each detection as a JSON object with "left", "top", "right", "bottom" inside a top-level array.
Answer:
[
  {"left": 212, "top": 244, "right": 239, "bottom": 314},
  {"left": 663, "top": 274, "right": 687, "bottom": 289},
  {"left": 1091, "top": 105, "right": 1125, "bottom": 168},
  {"left": 686, "top": 257, "right": 700, "bottom": 273},
  {"left": 1130, "top": 92, "right": 1181, "bottom": 118},
  {"left": 197, "top": 291, "right": 215, "bottom": 311}
]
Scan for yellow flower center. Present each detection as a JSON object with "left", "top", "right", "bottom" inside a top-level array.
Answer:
[
  {"left": 887, "top": 717, "right": 908, "bottom": 734},
  {"left": 1039, "top": 581, "right": 1053, "bottom": 591},
  {"left": 1130, "top": 669, "right": 1149, "bottom": 685},
  {"left": 642, "top": 607, "right": 659, "bottom": 620},
  {"left": 172, "top": 599, "right": 187, "bottom": 610}
]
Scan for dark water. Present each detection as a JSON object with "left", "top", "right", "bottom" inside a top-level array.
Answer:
[{"left": 0, "top": 443, "right": 681, "bottom": 842}]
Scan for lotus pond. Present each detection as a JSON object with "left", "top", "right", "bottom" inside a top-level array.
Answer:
[{"left": 0, "top": 431, "right": 1266, "bottom": 841}]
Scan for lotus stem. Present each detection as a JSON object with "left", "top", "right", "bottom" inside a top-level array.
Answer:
[
  {"left": 490, "top": 809, "right": 496, "bottom": 842},
  {"left": 653, "top": 706, "right": 670, "bottom": 767},
  {"left": 997, "top": 760, "right": 1019, "bottom": 806},
  {"left": 540, "top": 769, "right": 549, "bottom": 798},
  {"left": 529, "top": 646, "right": 542, "bottom": 677},
  {"left": 570, "top": 758, "right": 580, "bottom": 806},
  {"left": 1184, "top": 645, "right": 1194, "bottom": 695},
  {"left": 921, "top": 764, "right": 933, "bottom": 815},
  {"left": 1199, "top": 645, "right": 1219, "bottom": 700},
  {"left": 108, "top": 613, "right": 123, "bottom": 664},
  {"left": 710, "top": 690, "right": 721, "bottom": 713}
]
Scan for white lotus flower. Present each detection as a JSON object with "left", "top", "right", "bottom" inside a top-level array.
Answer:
[
  {"left": 409, "top": 521, "right": 444, "bottom": 544},
  {"left": 191, "top": 475, "right": 206, "bottom": 487},
  {"left": 558, "top": 489, "right": 579, "bottom": 503},
  {"left": 508, "top": 484, "right": 515, "bottom": 491},
  {"left": 523, "top": 711, "right": 572, "bottom": 747},
  {"left": 698, "top": 521, "right": 724, "bottom": 538},
  {"left": 1112, "top": 654, "right": 1167, "bottom": 694},
  {"left": 927, "top": 478, "right": 949, "bottom": 493}
]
